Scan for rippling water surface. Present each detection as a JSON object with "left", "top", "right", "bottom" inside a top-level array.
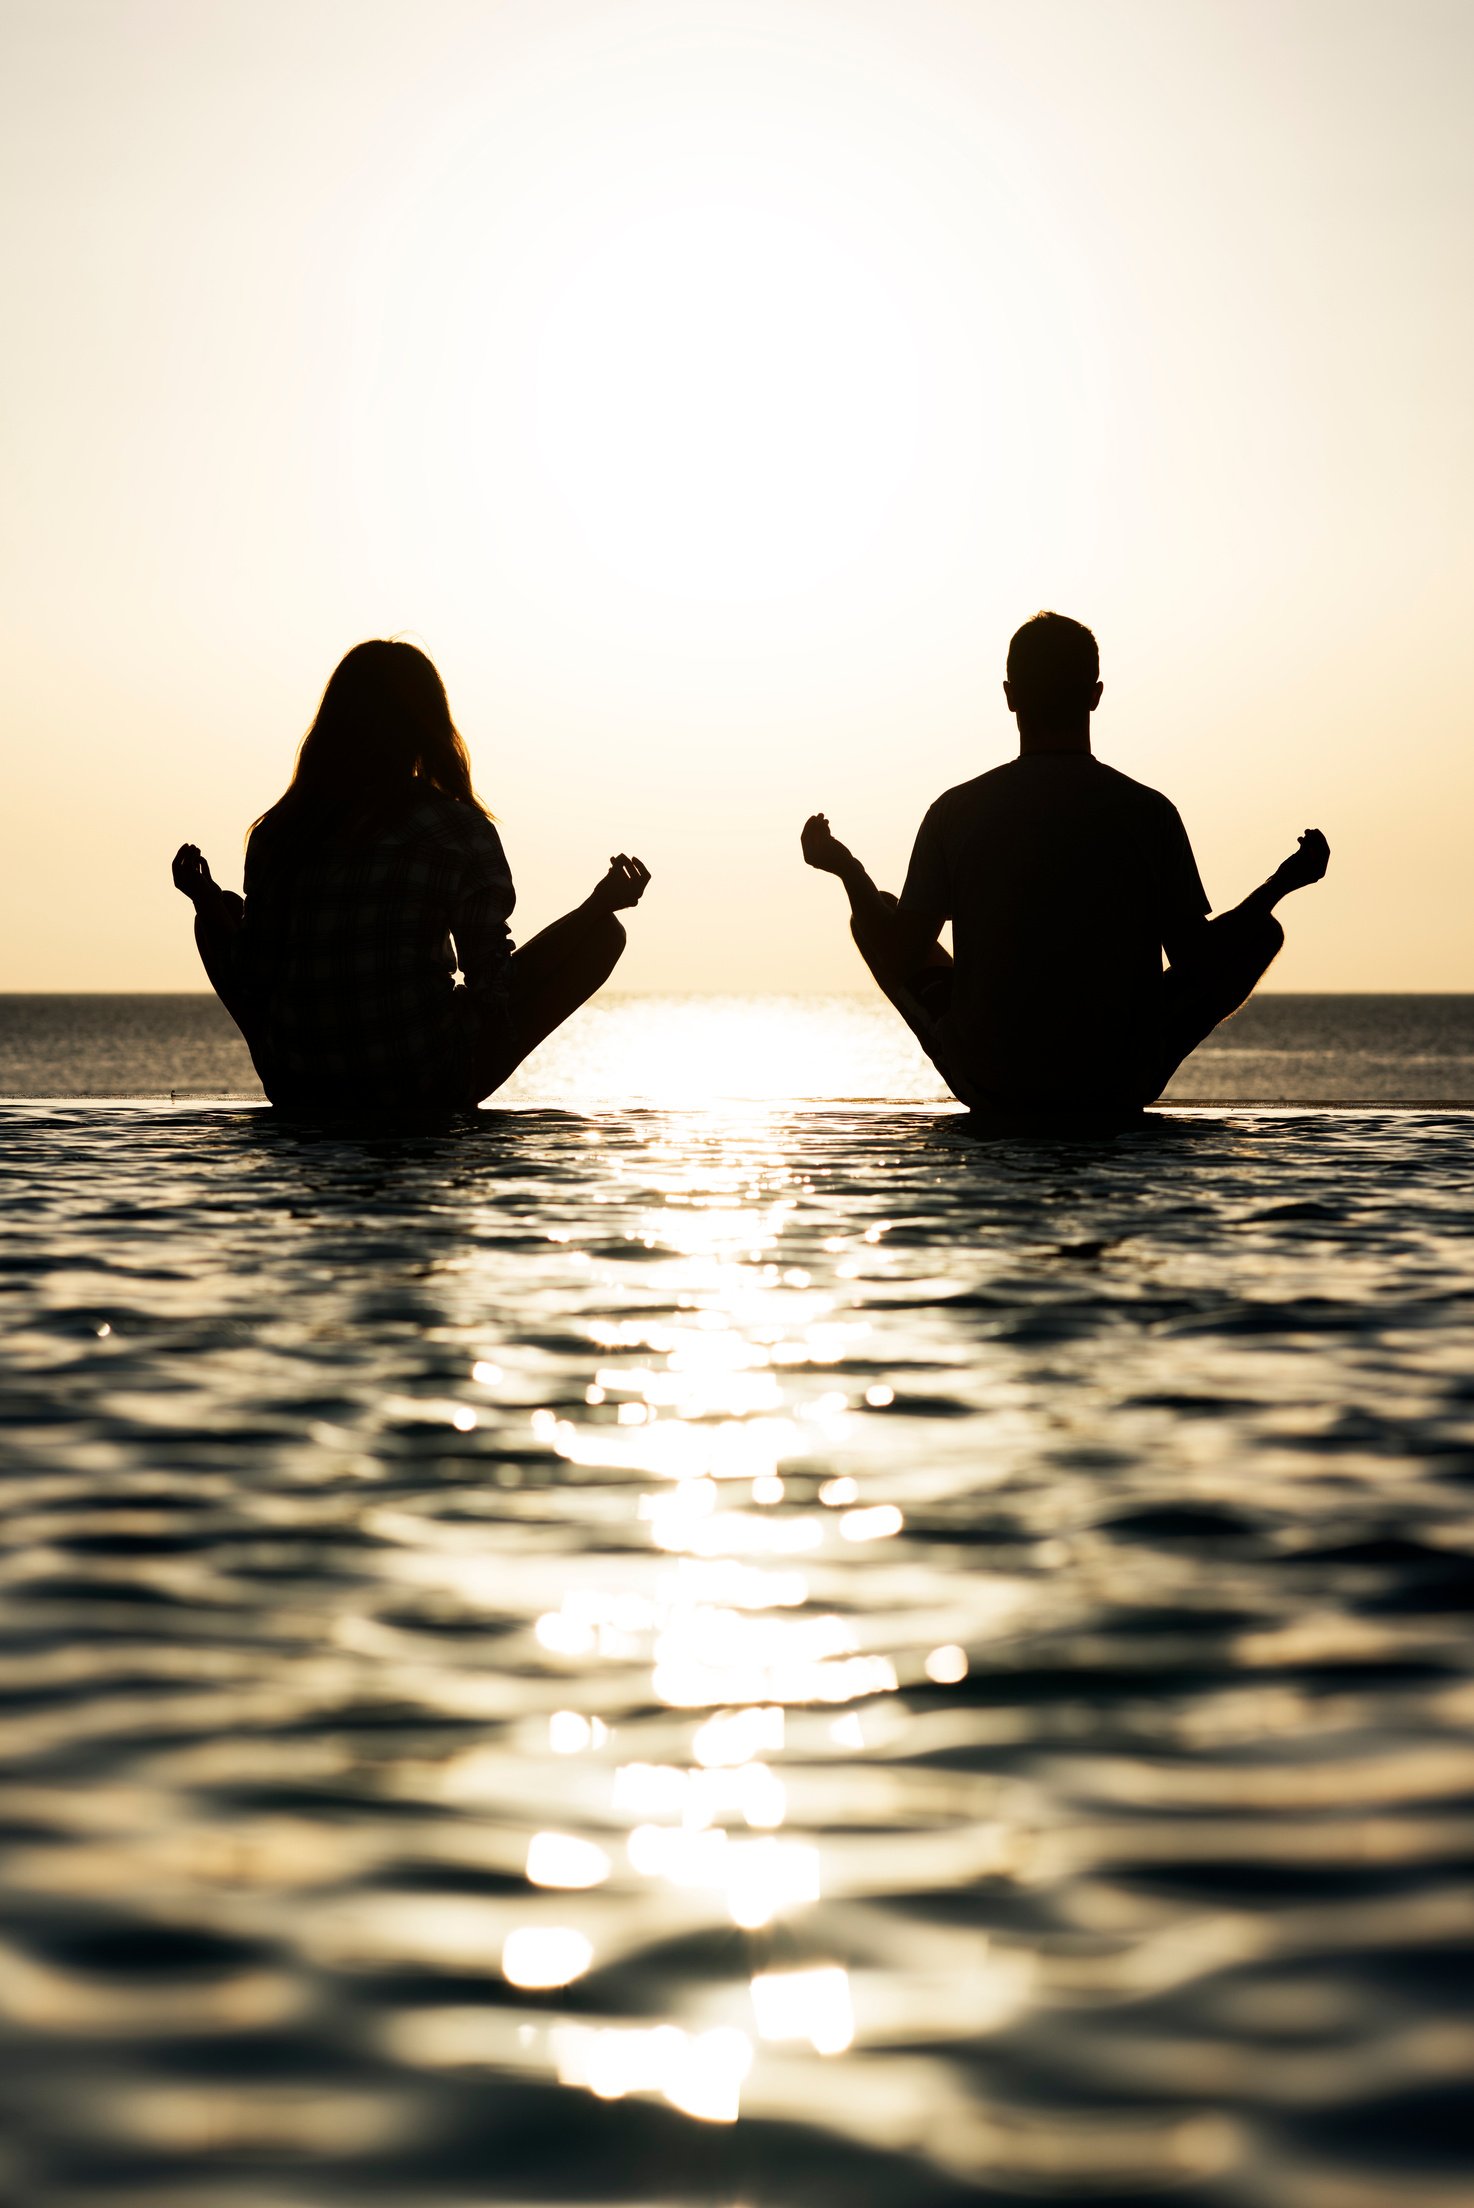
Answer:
[{"left": 2, "top": 1007, "right": 1474, "bottom": 2207}]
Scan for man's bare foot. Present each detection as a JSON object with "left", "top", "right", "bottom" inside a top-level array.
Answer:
[
  {"left": 801, "top": 813, "right": 854, "bottom": 875},
  {"left": 1272, "top": 828, "right": 1330, "bottom": 896}
]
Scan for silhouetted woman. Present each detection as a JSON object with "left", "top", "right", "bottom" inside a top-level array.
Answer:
[{"left": 172, "top": 640, "right": 649, "bottom": 1108}]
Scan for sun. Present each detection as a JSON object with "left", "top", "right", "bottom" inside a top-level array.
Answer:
[{"left": 530, "top": 199, "right": 922, "bottom": 602}]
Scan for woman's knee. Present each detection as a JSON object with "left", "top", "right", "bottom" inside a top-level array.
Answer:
[{"left": 580, "top": 912, "right": 625, "bottom": 991}]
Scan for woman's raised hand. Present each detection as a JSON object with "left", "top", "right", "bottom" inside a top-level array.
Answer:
[
  {"left": 172, "top": 843, "right": 216, "bottom": 904},
  {"left": 172, "top": 844, "right": 244, "bottom": 929},
  {"left": 591, "top": 854, "right": 652, "bottom": 912}
]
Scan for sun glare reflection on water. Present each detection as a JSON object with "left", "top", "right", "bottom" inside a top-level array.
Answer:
[
  {"left": 2, "top": 996, "right": 1474, "bottom": 2203},
  {"left": 496, "top": 992, "right": 951, "bottom": 1110}
]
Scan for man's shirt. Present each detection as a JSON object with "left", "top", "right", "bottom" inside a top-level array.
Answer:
[
  {"left": 241, "top": 789, "right": 515, "bottom": 1105},
  {"left": 898, "top": 754, "right": 1210, "bottom": 1107}
]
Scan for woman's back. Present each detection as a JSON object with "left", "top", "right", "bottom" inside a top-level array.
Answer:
[{"left": 243, "top": 788, "right": 515, "bottom": 1107}]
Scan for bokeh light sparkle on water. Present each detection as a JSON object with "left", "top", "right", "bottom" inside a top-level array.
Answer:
[{"left": 1, "top": 999, "right": 1474, "bottom": 2205}]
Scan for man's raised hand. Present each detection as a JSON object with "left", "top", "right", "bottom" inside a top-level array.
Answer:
[
  {"left": 1277, "top": 829, "right": 1331, "bottom": 893},
  {"left": 801, "top": 813, "right": 853, "bottom": 876}
]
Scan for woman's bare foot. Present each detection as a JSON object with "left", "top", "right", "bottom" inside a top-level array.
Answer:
[{"left": 801, "top": 813, "right": 854, "bottom": 875}]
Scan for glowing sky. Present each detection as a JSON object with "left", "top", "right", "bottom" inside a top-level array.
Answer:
[{"left": 2, "top": 0, "right": 1471, "bottom": 990}]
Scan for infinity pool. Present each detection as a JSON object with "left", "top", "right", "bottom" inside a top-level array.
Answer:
[{"left": 1, "top": 1089, "right": 1472, "bottom": 2206}]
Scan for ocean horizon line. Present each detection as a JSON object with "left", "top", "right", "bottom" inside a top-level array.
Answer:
[{"left": 3, "top": 986, "right": 1472, "bottom": 1000}]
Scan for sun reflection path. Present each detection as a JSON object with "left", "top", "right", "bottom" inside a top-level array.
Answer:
[
  {"left": 495, "top": 994, "right": 951, "bottom": 1110},
  {"left": 305, "top": 1054, "right": 1051, "bottom": 2159},
  {"left": 435, "top": 1093, "right": 1031, "bottom": 2142}
]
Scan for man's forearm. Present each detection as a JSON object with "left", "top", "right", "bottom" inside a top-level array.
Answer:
[
  {"left": 804, "top": 810, "right": 939, "bottom": 974},
  {"left": 834, "top": 854, "right": 936, "bottom": 984},
  {"left": 1242, "top": 858, "right": 1302, "bottom": 917},
  {"left": 834, "top": 851, "right": 889, "bottom": 927}
]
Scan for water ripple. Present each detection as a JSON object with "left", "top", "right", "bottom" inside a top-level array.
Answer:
[{"left": 1, "top": 1096, "right": 1472, "bottom": 2204}]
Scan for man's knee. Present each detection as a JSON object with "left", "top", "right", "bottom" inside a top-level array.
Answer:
[
  {"left": 1170, "top": 904, "right": 1284, "bottom": 1047},
  {"left": 1201, "top": 905, "right": 1283, "bottom": 985},
  {"left": 1240, "top": 909, "right": 1284, "bottom": 986}
]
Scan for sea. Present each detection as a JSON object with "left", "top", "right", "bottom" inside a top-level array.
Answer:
[
  {"left": 1, "top": 994, "right": 1473, "bottom": 2207},
  {"left": 2, "top": 990, "right": 1474, "bottom": 1104}
]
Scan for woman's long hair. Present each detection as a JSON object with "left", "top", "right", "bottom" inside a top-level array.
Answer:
[{"left": 249, "top": 640, "right": 491, "bottom": 862}]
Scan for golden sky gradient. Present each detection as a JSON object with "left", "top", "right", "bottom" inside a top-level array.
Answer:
[{"left": 2, "top": 0, "right": 1471, "bottom": 991}]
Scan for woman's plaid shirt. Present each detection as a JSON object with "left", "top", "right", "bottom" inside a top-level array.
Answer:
[{"left": 241, "top": 791, "right": 515, "bottom": 1103}]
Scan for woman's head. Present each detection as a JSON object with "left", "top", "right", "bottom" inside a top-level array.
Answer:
[{"left": 254, "top": 640, "right": 489, "bottom": 849}]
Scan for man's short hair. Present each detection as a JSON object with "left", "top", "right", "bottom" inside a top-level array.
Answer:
[{"left": 1006, "top": 612, "right": 1100, "bottom": 717}]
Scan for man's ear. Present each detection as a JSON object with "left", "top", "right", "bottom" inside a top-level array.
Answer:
[
  {"left": 1088, "top": 681, "right": 1103, "bottom": 711},
  {"left": 1002, "top": 680, "right": 1015, "bottom": 712}
]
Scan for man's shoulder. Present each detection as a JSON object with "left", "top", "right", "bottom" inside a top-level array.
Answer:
[
  {"left": 1090, "top": 763, "right": 1191, "bottom": 839},
  {"left": 920, "top": 756, "right": 1187, "bottom": 833},
  {"left": 1088, "top": 758, "right": 1181, "bottom": 818},
  {"left": 924, "top": 763, "right": 1016, "bottom": 816}
]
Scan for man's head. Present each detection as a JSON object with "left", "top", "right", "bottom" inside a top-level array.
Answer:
[{"left": 1004, "top": 612, "right": 1102, "bottom": 747}]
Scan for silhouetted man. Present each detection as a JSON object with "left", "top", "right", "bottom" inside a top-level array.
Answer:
[{"left": 802, "top": 611, "right": 1328, "bottom": 1115}]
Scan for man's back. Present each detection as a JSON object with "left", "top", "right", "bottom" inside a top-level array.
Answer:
[{"left": 898, "top": 755, "right": 1209, "bottom": 1107}]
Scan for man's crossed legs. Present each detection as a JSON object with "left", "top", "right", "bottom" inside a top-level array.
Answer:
[{"left": 837, "top": 831, "right": 1329, "bottom": 1114}]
